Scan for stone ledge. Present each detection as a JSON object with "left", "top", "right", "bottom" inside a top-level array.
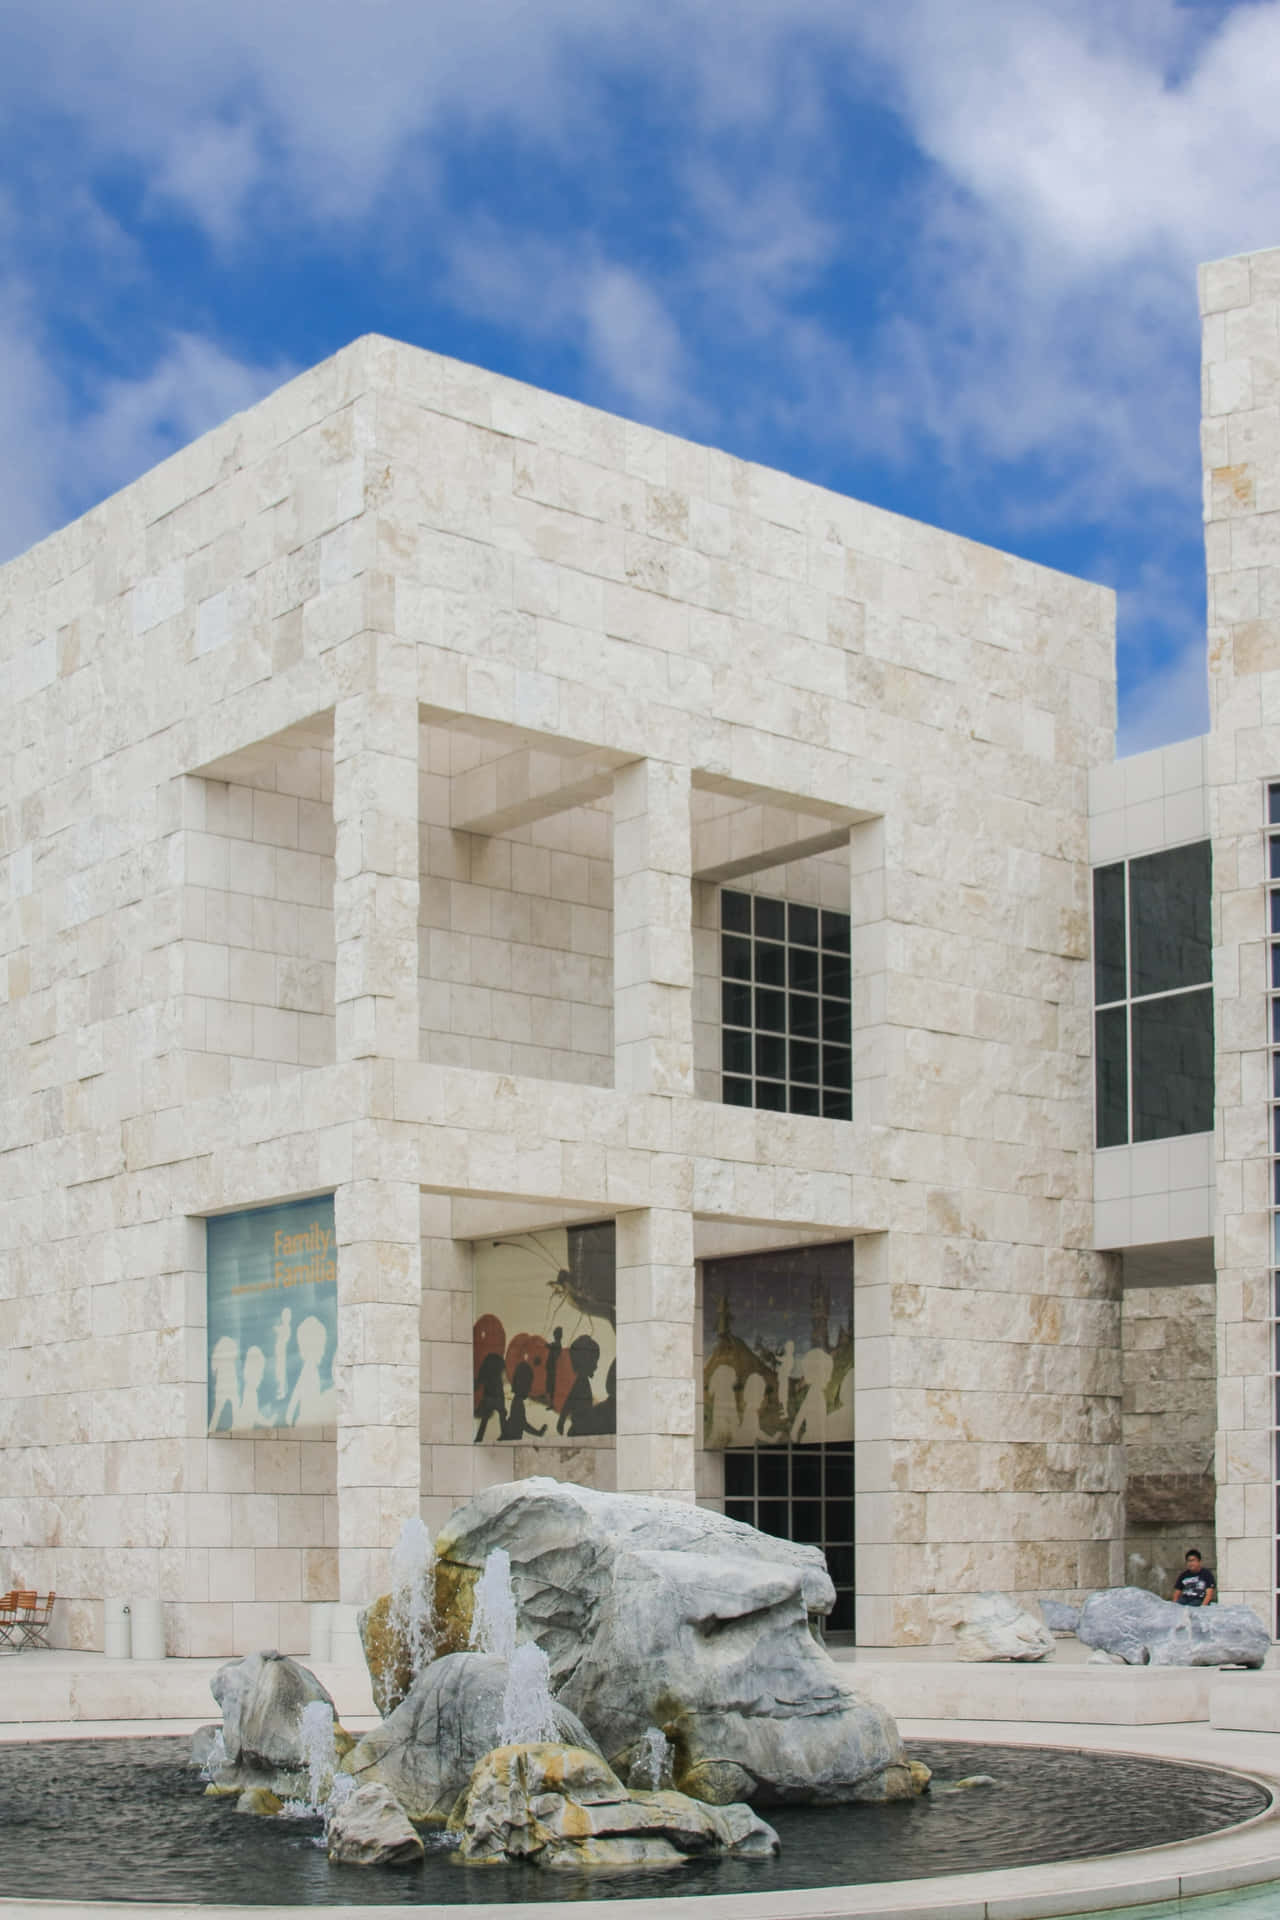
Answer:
[{"left": 836, "top": 1655, "right": 1215, "bottom": 1725}]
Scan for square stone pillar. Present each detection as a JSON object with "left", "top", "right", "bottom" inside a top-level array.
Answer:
[
  {"left": 616, "top": 1207, "right": 697, "bottom": 1501},
  {"left": 613, "top": 759, "right": 694, "bottom": 1096},
  {"left": 333, "top": 1176, "right": 423, "bottom": 1618},
  {"left": 332, "top": 684, "right": 421, "bottom": 1619},
  {"left": 333, "top": 685, "right": 420, "bottom": 1064}
]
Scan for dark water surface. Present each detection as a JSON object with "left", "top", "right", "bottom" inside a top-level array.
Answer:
[{"left": 0, "top": 1737, "right": 1268, "bottom": 1906}]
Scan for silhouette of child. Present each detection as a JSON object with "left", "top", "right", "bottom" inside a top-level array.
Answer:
[
  {"left": 285, "top": 1315, "right": 335, "bottom": 1427},
  {"left": 474, "top": 1349, "right": 507, "bottom": 1443},
  {"left": 544, "top": 1327, "right": 564, "bottom": 1407},
  {"left": 737, "top": 1370, "right": 768, "bottom": 1446},
  {"left": 791, "top": 1346, "right": 833, "bottom": 1444},
  {"left": 208, "top": 1336, "right": 239, "bottom": 1433},
  {"left": 238, "top": 1344, "right": 269, "bottom": 1430},
  {"left": 272, "top": 1306, "right": 292, "bottom": 1403},
  {"left": 500, "top": 1359, "right": 547, "bottom": 1440},
  {"left": 557, "top": 1334, "right": 600, "bottom": 1436}
]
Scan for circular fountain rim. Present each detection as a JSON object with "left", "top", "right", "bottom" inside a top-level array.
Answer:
[{"left": 2, "top": 1731, "right": 1280, "bottom": 1920}]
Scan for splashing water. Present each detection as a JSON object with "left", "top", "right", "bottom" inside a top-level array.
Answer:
[
  {"left": 388, "top": 1514, "right": 436, "bottom": 1682},
  {"left": 469, "top": 1547, "right": 517, "bottom": 1662},
  {"left": 632, "top": 1726, "right": 673, "bottom": 1791},
  {"left": 299, "top": 1700, "right": 338, "bottom": 1813},
  {"left": 498, "top": 1640, "right": 559, "bottom": 1746},
  {"left": 199, "top": 1728, "right": 227, "bottom": 1783}
]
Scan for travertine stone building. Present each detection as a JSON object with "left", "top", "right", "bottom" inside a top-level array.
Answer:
[{"left": 0, "top": 245, "right": 1274, "bottom": 1657}]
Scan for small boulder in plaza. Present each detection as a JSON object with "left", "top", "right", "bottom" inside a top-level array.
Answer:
[
  {"left": 326, "top": 1784, "right": 425, "bottom": 1868},
  {"left": 1039, "top": 1601, "right": 1080, "bottom": 1636},
  {"left": 208, "top": 1651, "right": 346, "bottom": 1795},
  {"left": 344, "top": 1650, "right": 599, "bottom": 1823},
  {"left": 948, "top": 1592, "right": 1055, "bottom": 1663},
  {"left": 1077, "top": 1588, "right": 1269, "bottom": 1668},
  {"left": 449, "top": 1742, "right": 781, "bottom": 1870}
]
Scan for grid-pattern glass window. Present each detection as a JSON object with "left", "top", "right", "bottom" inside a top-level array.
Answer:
[
  {"left": 1092, "top": 843, "right": 1214, "bottom": 1147},
  {"left": 721, "top": 890, "right": 852, "bottom": 1119},
  {"left": 1268, "top": 784, "right": 1280, "bottom": 1635},
  {"left": 723, "top": 1443, "right": 855, "bottom": 1633}
]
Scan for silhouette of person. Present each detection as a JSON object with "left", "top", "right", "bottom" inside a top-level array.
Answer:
[
  {"left": 272, "top": 1307, "right": 292, "bottom": 1403},
  {"left": 736, "top": 1370, "right": 769, "bottom": 1446},
  {"left": 596, "top": 1359, "right": 616, "bottom": 1435},
  {"left": 500, "top": 1359, "right": 547, "bottom": 1440},
  {"left": 238, "top": 1345, "right": 269, "bottom": 1430},
  {"left": 474, "top": 1349, "right": 507, "bottom": 1442},
  {"left": 286, "top": 1315, "right": 335, "bottom": 1427},
  {"left": 834, "top": 1363, "right": 853, "bottom": 1433},
  {"left": 544, "top": 1327, "right": 564, "bottom": 1408},
  {"left": 791, "top": 1347, "right": 833, "bottom": 1444},
  {"left": 208, "top": 1336, "right": 239, "bottom": 1434},
  {"left": 557, "top": 1334, "right": 600, "bottom": 1436},
  {"left": 705, "top": 1363, "right": 739, "bottom": 1447}
]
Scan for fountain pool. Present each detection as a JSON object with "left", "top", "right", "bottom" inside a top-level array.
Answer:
[{"left": 0, "top": 1736, "right": 1269, "bottom": 1909}]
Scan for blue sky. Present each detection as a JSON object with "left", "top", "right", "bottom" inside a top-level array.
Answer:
[{"left": 4, "top": 1, "right": 1280, "bottom": 752}]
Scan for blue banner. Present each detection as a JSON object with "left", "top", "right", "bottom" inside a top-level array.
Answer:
[{"left": 207, "top": 1196, "right": 337, "bottom": 1432}]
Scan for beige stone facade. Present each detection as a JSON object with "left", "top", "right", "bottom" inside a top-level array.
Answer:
[
  {"left": 1, "top": 327, "right": 1131, "bottom": 1656},
  {"left": 1201, "top": 243, "right": 1280, "bottom": 1626}
]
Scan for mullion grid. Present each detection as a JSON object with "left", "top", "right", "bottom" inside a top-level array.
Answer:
[
  {"left": 720, "top": 890, "right": 852, "bottom": 1120},
  {"left": 722, "top": 1443, "right": 855, "bottom": 1632},
  {"left": 1272, "top": 784, "right": 1280, "bottom": 1636},
  {"left": 1093, "top": 850, "right": 1213, "bottom": 1147}
]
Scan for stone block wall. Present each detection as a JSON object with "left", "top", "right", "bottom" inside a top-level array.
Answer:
[
  {"left": 1201, "top": 243, "right": 1280, "bottom": 1618},
  {"left": 0, "top": 330, "right": 1123, "bottom": 1650},
  {"left": 183, "top": 767, "right": 336, "bottom": 1088},
  {"left": 1122, "top": 1281, "right": 1217, "bottom": 1594}
]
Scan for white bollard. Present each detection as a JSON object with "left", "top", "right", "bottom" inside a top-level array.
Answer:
[
  {"left": 103, "top": 1598, "right": 131, "bottom": 1659},
  {"left": 129, "top": 1598, "right": 166, "bottom": 1661}
]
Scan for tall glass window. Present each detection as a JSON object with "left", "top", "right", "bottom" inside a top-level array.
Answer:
[
  {"left": 720, "top": 890, "right": 852, "bottom": 1118},
  {"left": 1092, "top": 843, "right": 1213, "bottom": 1147}
]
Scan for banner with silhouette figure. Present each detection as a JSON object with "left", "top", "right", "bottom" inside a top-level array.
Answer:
[
  {"left": 473, "top": 1223, "right": 616, "bottom": 1443},
  {"left": 207, "top": 1196, "right": 337, "bottom": 1433},
  {"left": 702, "top": 1242, "right": 853, "bottom": 1448}
]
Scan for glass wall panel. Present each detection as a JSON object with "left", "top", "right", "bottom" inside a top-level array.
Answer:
[
  {"left": 1129, "top": 843, "right": 1212, "bottom": 997},
  {"left": 1095, "top": 1006, "right": 1129, "bottom": 1148},
  {"left": 1131, "top": 989, "right": 1214, "bottom": 1141},
  {"left": 1093, "top": 863, "right": 1126, "bottom": 1004}
]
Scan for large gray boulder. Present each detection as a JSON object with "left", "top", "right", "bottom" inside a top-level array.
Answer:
[
  {"left": 1077, "top": 1588, "right": 1269, "bottom": 1668},
  {"left": 344, "top": 1650, "right": 597, "bottom": 1823},
  {"left": 326, "top": 1784, "right": 424, "bottom": 1868},
  {"left": 433, "top": 1478, "right": 920, "bottom": 1808},
  {"left": 449, "top": 1741, "right": 780, "bottom": 1870},
  {"left": 948, "top": 1592, "right": 1055, "bottom": 1662},
  {"left": 209, "top": 1651, "right": 340, "bottom": 1795}
]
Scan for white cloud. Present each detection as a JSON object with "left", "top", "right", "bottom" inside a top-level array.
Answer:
[
  {"left": 5, "top": 0, "right": 1276, "bottom": 753},
  {"left": 581, "top": 266, "right": 688, "bottom": 417},
  {"left": 1117, "top": 632, "right": 1211, "bottom": 754},
  {"left": 0, "top": 299, "right": 292, "bottom": 566},
  {"left": 443, "top": 225, "right": 693, "bottom": 422}
]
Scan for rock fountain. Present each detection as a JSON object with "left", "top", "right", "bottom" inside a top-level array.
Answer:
[{"left": 194, "top": 1479, "right": 925, "bottom": 1872}]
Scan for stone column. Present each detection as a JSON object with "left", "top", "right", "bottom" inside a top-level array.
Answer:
[
  {"left": 615, "top": 1207, "right": 697, "bottom": 1501},
  {"left": 332, "top": 683, "right": 421, "bottom": 1628},
  {"left": 613, "top": 759, "right": 694, "bottom": 1096},
  {"left": 612, "top": 759, "right": 696, "bottom": 1499}
]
